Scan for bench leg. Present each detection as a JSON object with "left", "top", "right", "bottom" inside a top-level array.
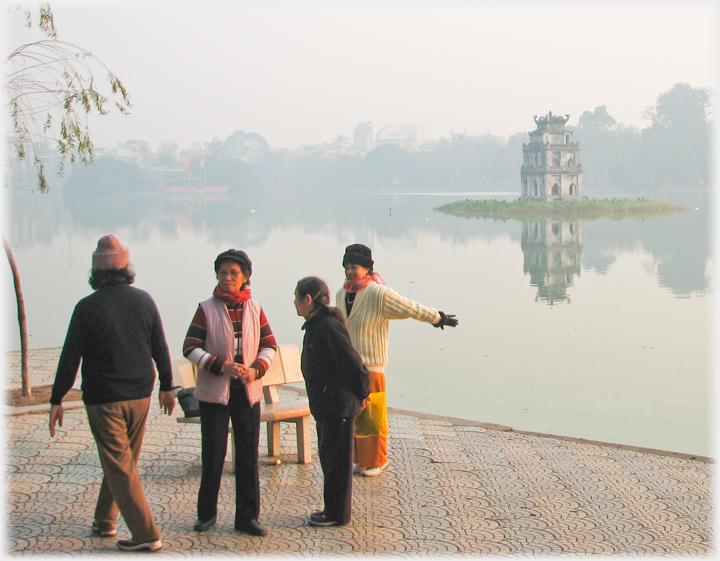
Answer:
[
  {"left": 267, "top": 421, "right": 281, "bottom": 458},
  {"left": 295, "top": 416, "right": 312, "bottom": 464}
]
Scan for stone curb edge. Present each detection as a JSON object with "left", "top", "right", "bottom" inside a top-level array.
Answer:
[{"left": 6, "top": 384, "right": 712, "bottom": 464}]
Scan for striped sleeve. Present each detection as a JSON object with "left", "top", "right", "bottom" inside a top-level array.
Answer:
[
  {"left": 182, "top": 305, "right": 225, "bottom": 376},
  {"left": 250, "top": 306, "right": 278, "bottom": 378}
]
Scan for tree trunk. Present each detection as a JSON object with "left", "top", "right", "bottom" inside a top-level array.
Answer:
[{"left": 3, "top": 234, "right": 31, "bottom": 398}]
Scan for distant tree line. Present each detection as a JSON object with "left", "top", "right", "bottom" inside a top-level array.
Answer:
[
  {"left": 64, "top": 82, "right": 712, "bottom": 195},
  {"left": 573, "top": 83, "right": 712, "bottom": 191}
]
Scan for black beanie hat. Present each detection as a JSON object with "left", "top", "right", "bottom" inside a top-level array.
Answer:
[
  {"left": 214, "top": 249, "right": 252, "bottom": 277},
  {"left": 342, "top": 243, "right": 373, "bottom": 270}
]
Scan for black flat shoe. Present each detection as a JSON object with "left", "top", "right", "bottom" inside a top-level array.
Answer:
[
  {"left": 117, "top": 538, "right": 162, "bottom": 551},
  {"left": 235, "top": 519, "right": 268, "bottom": 536},
  {"left": 310, "top": 510, "right": 325, "bottom": 521},
  {"left": 193, "top": 516, "right": 216, "bottom": 532},
  {"left": 308, "top": 514, "right": 343, "bottom": 527}
]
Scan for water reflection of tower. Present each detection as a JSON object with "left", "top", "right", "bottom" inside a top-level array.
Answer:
[{"left": 521, "top": 220, "right": 583, "bottom": 304}]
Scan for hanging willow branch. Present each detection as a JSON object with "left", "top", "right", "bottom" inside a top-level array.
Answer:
[{"left": 4, "top": 3, "right": 131, "bottom": 192}]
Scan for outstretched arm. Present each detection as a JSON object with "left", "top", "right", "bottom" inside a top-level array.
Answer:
[{"left": 382, "top": 287, "right": 442, "bottom": 324}]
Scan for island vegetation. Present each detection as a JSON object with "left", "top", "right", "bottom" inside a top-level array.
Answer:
[{"left": 434, "top": 198, "right": 686, "bottom": 221}]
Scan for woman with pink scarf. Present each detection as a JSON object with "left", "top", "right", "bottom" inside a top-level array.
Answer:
[
  {"left": 336, "top": 244, "right": 458, "bottom": 477},
  {"left": 183, "top": 249, "right": 277, "bottom": 536}
]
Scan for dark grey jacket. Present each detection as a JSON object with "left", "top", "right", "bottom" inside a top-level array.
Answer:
[
  {"left": 51, "top": 284, "right": 173, "bottom": 406},
  {"left": 301, "top": 306, "right": 370, "bottom": 418}
]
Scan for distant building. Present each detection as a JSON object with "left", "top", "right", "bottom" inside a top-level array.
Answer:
[
  {"left": 353, "top": 122, "right": 374, "bottom": 152},
  {"left": 375, "top": 124, "right": 429, "bottom": 151},
  {"left": 158, "top": 169, "right": 202, "bottom": 190},
  {"left": 296, "top": 135, "right": 353, "bottom": 157},
  {"left": 115, "top": 140, "right": 152, "bottom": 166},
  {"left": 330, "top": 135, "right": 353, "bottom": 154},
  {"left": 521, "top": 112, "right": 583, "bottom": 201},
  {"left": 158, "top": 140, "right": 180, "bottom": 160}
]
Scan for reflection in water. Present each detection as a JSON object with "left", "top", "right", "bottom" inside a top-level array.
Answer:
[
  {"left": 521, "top": 220, "right": 583, "bottom": 304},
  {"left": 5, "top": 187, "right": 710, "bottom": 302},
  {"left": 8, "top": 186, "right": 711, "bottom": 299},
  {"left": 3, "top": 186, "right": 711, "bottom": 456}
]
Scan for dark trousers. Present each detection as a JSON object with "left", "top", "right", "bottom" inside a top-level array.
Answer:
[
  {"left": 197, "top": 380, "right": 261, "bottom": 525},
  {"left": 316, "top": 415, "right": 356, "bottom": 524}
]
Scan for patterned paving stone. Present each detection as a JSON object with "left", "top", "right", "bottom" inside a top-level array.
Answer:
[{"left": 4, "top": 348, "right": 715, "bottom": 556}]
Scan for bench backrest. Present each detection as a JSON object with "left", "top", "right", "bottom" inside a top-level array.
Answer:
[
  {"left": 174, "top": 360, "right": 196, "bottom": 388},
  {"left": 262, "top": 345, "right": 303, "bottom": 405},
  {"left": 262, "top": 345, "right": 302, "bottom": 386}
]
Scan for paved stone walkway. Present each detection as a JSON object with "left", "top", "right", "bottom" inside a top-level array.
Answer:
[{"left": 4, "top": 349, "right": 715, "bottom": 556}]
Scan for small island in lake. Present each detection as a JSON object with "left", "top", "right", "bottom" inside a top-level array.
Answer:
[
  {"left": 436, "top": 112, "right": 686, "bottom": 221},
  {"left": 435, "top": 199, "right": 686, "bottom": 221}
]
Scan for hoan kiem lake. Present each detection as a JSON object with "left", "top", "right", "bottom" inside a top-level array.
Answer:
[{"left": 3, "top": 186, "right": 711, "bottom": 457}]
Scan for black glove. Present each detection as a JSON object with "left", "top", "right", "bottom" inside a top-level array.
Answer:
[{"left": 433, "top": 311, "right": 458, "bottom": 329}]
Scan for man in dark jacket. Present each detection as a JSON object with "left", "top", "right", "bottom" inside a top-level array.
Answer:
[{"left": 49, "top": 235, "right": 175, "bottom": 552}]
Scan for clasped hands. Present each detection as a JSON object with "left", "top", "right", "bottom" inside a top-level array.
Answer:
[{"left": 222, "top": 361, "right": 257, "bottom": 385}]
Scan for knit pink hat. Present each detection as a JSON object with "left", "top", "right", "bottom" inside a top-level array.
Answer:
[{"left": 92, "top": 235, "right": 130, "bottom": 270}]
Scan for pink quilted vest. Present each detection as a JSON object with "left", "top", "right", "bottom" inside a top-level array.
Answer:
[{"left": 193, "top": 297, "right": 263, "bottom": 405}]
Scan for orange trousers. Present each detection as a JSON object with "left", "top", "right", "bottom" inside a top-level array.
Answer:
[{"left": 354, "top": 371, "right": 388, "bottom": 469}]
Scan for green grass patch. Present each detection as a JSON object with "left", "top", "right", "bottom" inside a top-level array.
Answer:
[{"left": 434, "top": 198, "right": 685, "bottom": 221}]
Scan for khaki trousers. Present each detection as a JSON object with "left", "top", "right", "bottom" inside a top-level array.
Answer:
[{"left": 86, "top": 397, "right": 159, "bottom": 543}]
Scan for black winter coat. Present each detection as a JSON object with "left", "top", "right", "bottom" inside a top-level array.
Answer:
[
  {"left": 301, "top": 306, "right": 370, "bottom": 418},
  {"left": 51, "top": 284, "right": 173, "bottom": 406}
]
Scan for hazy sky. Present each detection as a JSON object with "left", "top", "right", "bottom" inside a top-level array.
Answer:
[{"left": 4, "top": 1, "right": 716, "bottom": 151}]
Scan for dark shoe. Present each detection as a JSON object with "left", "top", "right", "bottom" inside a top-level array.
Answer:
[
  {"left": 117, "top": 538, "right": 162, "bottom": 552},
  {"left": 193, "top": 515, "right": 217, "bottom": 532},
  {"left": 91, "top": 520, "right": 116, "bottom": 537},
  {"left": 308, "top": 514, "right": 343, "bottom": 527},
  {"left": 310, "top": 510, "right": 325, "bottom": 521},
  {"left": 235, "top": 519, "right": 268, "bottom": 536}
]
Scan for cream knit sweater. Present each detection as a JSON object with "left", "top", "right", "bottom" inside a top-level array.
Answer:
[{"left": 336, "top": 282, "right": 441, "bottom": 372}]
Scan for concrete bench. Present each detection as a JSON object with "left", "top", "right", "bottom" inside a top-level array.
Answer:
[{"left": 175, "top": 345, "right": 312, "bottom": 468}]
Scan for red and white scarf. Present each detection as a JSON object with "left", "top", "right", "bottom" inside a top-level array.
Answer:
[
  {"left": 343, "top": 272, "right": 386, "bottom": 293},
  {"left": 213, "top": 285, "right": 252, "bottom": 307}
]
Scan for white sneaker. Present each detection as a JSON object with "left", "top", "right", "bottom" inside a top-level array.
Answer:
[
  {"left": 117, "top": 538, "right": 162, "bottom": 552},
  {"left": 362, "top": 461, "right": 389, "bottom": 477}
]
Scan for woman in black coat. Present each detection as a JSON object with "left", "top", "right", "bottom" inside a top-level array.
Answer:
[{"left": 294, "top": 276, "right": 370, "bottom": 527}]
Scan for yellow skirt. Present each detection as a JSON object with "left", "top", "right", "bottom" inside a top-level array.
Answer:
[{"left": 354, "top": 371, "right": 388, "bottom": 469}]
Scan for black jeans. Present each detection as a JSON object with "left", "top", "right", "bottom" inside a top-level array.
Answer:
[
  {"left": 316, "top": 415, "right": 356, "bottom": 524},
  {"left": 197, "top": 379, "right": 261, "bottom": 524}
]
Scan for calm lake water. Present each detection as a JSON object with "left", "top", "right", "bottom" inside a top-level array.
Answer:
[{"left": 2, "top": 187, "right": 712, "bottom": 457}]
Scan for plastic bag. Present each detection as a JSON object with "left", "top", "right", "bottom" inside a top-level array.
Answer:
[
  {"left": 355, "top": 391, "right": 388, "bottom": 437},
  {"left": 177, "top": 387, "right": 200, "bottom": 418}
]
